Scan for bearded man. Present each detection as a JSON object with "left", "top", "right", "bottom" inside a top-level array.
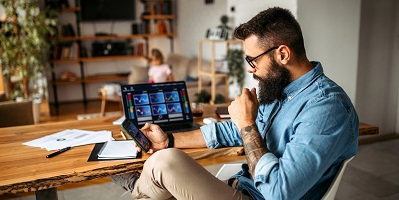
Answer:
[{"left": 111, "top": 7, "right": 359, "bottom": 200}]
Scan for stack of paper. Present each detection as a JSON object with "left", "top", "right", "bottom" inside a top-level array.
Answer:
[
  {"left": 23, "top": 129, "right": 113, "bottom": 151},
  {"left": 97, "top": 140, "right": 138, "bottom": 159}
]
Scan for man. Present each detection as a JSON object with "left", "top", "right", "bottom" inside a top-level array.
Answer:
[{"left": 111, "top": 7, "right": 359, "bottom": 200}]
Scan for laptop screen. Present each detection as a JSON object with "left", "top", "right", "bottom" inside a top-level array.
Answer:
[{"left": 120, "top": 81, "right": 194, "bottom": 126}]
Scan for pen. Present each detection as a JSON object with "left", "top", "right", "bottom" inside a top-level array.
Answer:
[
  {"left": 46, "top": 146, "right": 72, "bottom": 158},
  {"left": 120, "top": 130, "right": 127, "bottom": 140}
]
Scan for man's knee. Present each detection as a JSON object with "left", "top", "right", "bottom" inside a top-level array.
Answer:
[{"left": 146, "top": 148, "right": 187, "bottom": 170}]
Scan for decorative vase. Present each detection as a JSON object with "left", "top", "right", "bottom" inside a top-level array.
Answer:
[{"left": 228, "top": 77, "right": 241, "bottom": 99}]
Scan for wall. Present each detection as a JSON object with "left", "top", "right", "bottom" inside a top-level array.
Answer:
[
  {"left": 355, "top": 0, "right": 399, "bottom": 134},
  {"left": 396, "top": 4, "right": 399, "bottom": 133},
  {"left": 224, "top": 0, "right": 360, "bottom": 103},
  {"left": 226, "top": 0, "right": 297, "bottom": 90},
  {"left": 175, "top": 0, "right": 227, "bottom": 58},
  {"left": 298, "top": 0, "right": 361, "bottom": 103}
]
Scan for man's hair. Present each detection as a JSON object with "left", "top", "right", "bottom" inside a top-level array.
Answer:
[{"left": 234, "top": 7, "right": 306, "bottom": 60}]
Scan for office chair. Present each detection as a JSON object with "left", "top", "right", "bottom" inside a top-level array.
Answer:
[
  {"left": 321, "top": 156, "right": 354, "bottom": 200},
  {"left": 100, "top": 88, "right": 122, "bottom": 117},
  {"left": 0, "top": 100, "right": 34, "bottom": 127},
  {"left": 215, "top": 156, "right": 355, "bottom": 200}
]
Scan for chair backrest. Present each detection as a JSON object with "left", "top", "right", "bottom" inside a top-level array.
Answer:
[
  {"left": 321, "top": 156, "right": 355, "bottom": 200},
  {"left": 0, "top": 100, "right": 34, "bottom": 127},
  {"left": 215, "top": 163, "right": 243, "bottom": 180}
]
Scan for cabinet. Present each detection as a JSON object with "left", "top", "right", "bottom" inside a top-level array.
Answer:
[
  {"left": 197, "top": 39, "right": 243, "bottom": 104},
  {"left": 49, "top": 0, "right": 175, "bottom": 115}
]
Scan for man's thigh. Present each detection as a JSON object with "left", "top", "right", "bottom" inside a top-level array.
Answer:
[{"left": 133, "top": 148, "right": 250, "bottom": 200}]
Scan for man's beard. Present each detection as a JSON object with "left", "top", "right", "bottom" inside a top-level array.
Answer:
[{"left": 253, "top": 57, "right": 291, "bottom": 105}]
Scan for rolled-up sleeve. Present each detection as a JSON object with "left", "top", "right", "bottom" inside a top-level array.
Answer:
[{"left": 200, "top": 120, "right": 243, "bottom": 149}]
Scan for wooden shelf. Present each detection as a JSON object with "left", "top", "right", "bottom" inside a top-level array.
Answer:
[
  {"left": 50, "top": 55, "right": 146, "bottom": 63},
  {"left": 49, "top": 58, "right": 80, "bottom": 64},
  {"left": 51, "top": 75, "right": 128, "bottom": 85},
  {"left": 198, "top": 40, "right": 243, "bottom": 104},
  {"left": 50, "top": 34, "right": 175, "bottom": 41},
  {"left": 49, "top": 0, "right": 175, "bottom": 115},
  {"left": 51, "top": 34, "right": 146, "bottom": 41},
  {"left": 200, "top": 39, "right": 243, "bottom": 44},
  {"left": 199, "top": 71, "right": 228, "bottom": 77},
  {"left": 61, "top": 7, "right": 80, "bottom": 12},
  {"left": 84, "top": 75, "right": 128, "bottom": 83},
  {"left": 80, "top": 55, "right": 145, "bottom": 62},
  {"left": 142, "top": 15, "right": 174, "bottom": 19}
]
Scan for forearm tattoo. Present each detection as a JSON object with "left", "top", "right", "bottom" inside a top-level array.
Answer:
[{"left": 240, "top": 124, "right": 269, "bottom": 178}]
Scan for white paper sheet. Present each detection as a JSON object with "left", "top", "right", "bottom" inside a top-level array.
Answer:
[{"left": 23, "top": 129, "right": 113, "bottom": 151}]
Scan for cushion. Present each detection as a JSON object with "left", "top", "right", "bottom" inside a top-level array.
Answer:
[
  {"left": 128, "top": 66, "right": 148, "bottom": 84},
  {"left": 166, "top": 53, "right": 191, "bottom": 81}
]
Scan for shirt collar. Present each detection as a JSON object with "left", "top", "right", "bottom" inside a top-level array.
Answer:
[{"left": 283, "top": 61, "right": 323, "bottom": 101}]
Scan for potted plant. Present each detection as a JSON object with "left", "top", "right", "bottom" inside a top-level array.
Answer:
[
  {"left": 194, "top": 89, "right": 211, "bottom": 103},
  {"left": 226, "top": 48, "right": 245, "bottom": 98},
  {"left": 0, "top": 0, "right": 57, "bottom": 100}
]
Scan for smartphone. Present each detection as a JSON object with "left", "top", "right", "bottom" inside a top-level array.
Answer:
[{"left": 121, "top": 119, "right": 152, "bottom": 153}]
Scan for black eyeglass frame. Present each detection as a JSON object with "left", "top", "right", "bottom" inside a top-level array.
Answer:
[{"left": 245, "top": 46, "right": 279, "bottom": 68}]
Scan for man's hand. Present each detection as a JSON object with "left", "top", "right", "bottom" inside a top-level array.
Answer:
[
  {"left": 139, "top": 123, "right": 168, "bottom": 154},
  {"left": 228, "top": 87, "right": 260, "bottom": 130}
]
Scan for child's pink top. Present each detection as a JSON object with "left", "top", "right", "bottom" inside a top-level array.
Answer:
[{"left": 148, "top": 64, "right": 172, "bottom": 83}]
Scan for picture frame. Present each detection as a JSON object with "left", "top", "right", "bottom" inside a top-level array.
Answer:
[{"left": 205, "top": 28, "right": 228, "bottom": 40}]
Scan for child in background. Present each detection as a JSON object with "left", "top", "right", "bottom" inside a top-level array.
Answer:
[{"left": 148, "top": 49, "right": 173, "bottom": 83}]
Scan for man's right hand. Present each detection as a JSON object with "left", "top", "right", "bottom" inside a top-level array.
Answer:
[{"left": 140, "top": 123, "right": 169, "bottom": 154}]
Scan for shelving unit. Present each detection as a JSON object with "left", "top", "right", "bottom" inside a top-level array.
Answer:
[
  {"left": 198, "top": 39, "right": 243, "bottom": 104},
  {"left": 49, "top": 0, "right": 175, "bottom": 115}
]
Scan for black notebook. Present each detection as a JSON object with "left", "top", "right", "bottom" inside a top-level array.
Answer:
[
  {"left": 88, "top": 142, "right": 142, "bottom": 162},
  {"left": 215, "top": 106, "right": 230, "bottom": 119}
]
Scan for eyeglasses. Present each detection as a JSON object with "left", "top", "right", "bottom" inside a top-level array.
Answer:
[{"left": 245, "top": 46, "right": 279, "bottom": 68}]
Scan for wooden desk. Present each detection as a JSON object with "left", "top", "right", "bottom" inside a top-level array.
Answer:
[
  {"left": 0, "top": 105, "right": 378, "bottom": 199},
  {"left": 0, "top": 115, "right": 242, "bottom": 198}
]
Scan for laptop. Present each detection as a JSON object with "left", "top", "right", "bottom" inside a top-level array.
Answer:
[{"left": 120, "top": 81, "right": 201, "bottom": 133}]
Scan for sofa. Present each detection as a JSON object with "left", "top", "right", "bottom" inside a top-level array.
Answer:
[{"left": 128, "top": 53, "right": 227, "bottom": 102}]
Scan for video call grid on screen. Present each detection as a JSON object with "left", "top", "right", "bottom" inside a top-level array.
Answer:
[{"left": 121, "top": 82, "right": 192, "bottom": 126}]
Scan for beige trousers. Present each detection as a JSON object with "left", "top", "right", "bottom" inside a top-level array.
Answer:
[{"left": 132, "top": 148, "right": 250, "bottom": 200}]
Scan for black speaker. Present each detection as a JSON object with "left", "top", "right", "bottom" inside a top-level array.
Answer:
[{"left": 92, "top": 41, "right": 129, "bottom": 57}]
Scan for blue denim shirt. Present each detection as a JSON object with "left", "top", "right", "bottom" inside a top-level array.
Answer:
[{"left": 201, "top": 62, "right": 359, "bottom": 200}]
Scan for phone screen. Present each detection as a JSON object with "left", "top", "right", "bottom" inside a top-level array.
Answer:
[{"left": 121, "top": 119, "right": 152, "bottom": 152}]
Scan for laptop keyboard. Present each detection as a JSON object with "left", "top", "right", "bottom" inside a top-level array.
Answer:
[{"left": 161, "top": 123, "right": 196, "bottom": 132}]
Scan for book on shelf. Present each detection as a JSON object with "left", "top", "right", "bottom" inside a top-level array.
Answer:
[
  {"left": 146, "top": 19, "right": 172, "bottom": 35},
  {"left": 147, "top": 1, "right": 171, "bottom": 15},
  {"left": 134, "top": 42, "right": 145, "bottom": 56},
  {"left": 68, "top": 42, "right": 79, "bottom": 59},
  {"left": 97, "top": 140, "right": 138, "bottom": 159},
  {"left": 215, "top": 106, "right": 230, "bottom": 119}
]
